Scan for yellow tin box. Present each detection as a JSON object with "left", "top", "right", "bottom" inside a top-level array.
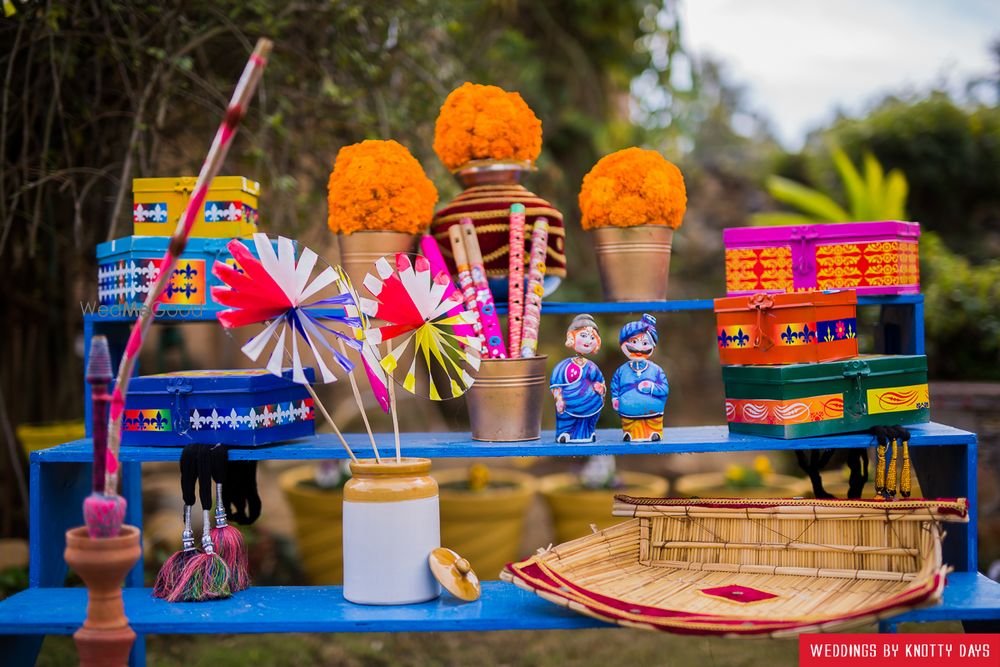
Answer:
[{"left": 132, "top": 176, "right": 260, "bottom": 238}]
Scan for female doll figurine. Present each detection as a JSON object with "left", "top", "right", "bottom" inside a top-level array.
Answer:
[
  {"left": 550, "top": 314, "right": 606, "bottom": 443},
  {"left": 611, "top": 314, "right": 668, "bottom": 442}
]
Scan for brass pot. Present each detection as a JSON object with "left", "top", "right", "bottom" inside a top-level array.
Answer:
[
  {"left": 590, "top": 225, "right": 674, "bottom": 301},
  {"left": 64, "top": 525, "right": 142, "bottom": 667},
  {"left": 466, "top": 356, "right": 548, "bottom": 441},
  {"left": 337, "top": 230, "right": 416, "bottom": 289}
]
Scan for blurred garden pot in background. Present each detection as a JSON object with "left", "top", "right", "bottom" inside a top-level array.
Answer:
[
  {"left": 343, "top": 458, "right": 440, "bottom": 605},
  {"left": 279, "top": 465, "right": 344, "bottom": 585},
  {"left": 434, "top": 467, "right": 536, "bottom": 579},
  {"left": 590, "top": 225, "right": 674, "bottom": 302},
  {"left": 466, "top": 356, "right": 547, "bottom": 441},
  {"left": 540, "top": 471, "right": 667, "bottom": 543}
]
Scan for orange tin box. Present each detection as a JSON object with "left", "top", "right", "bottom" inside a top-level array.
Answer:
[{"left": 714, "top": 290, "right": 858, "bottom": 366}]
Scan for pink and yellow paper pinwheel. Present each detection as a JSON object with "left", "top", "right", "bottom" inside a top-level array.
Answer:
[
  {"left": 361, "top": 253, "right": 481, "bottom": 401},
  {"left": 211, "top": 233, "right": 363, "bottom": 384}
]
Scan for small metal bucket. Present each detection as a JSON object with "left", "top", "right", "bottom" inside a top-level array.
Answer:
[
  {"left": 467, "top": 356, "right": 548, "bottom": 441},
  {"left": 590, "top": 225, "right": 674, "bottom": 301}
]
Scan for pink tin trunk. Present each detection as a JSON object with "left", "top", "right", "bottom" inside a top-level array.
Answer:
[{"left": 723, "top": 221, "right": 920, "bottom": 296}]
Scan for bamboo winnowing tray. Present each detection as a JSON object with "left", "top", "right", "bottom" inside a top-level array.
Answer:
[{"left": 502, "top": 497, "right": 968, "bottom": 637}]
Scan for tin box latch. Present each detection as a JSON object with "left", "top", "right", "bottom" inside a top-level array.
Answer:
[
  {"left": 842, "top": 360, "right": 870, "bottom": 420},
  {"left": 166, "top": 379, "right": 194, "bottom": 434}
]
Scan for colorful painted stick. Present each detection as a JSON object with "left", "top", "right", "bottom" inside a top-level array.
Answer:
[
  {"left": 105, "top": 38, "right": 273, "bottom": 496},
  {"left": 507, "top": 204, "right": 527, "bottom": 353},
  {"left": 519, "top": 217, "right": 549, "bottom": 358},
  {"left": 460, "top": 219, "right": 507, "bottom": 358},
  {"left": 448, "top": 225, "right": 487, "bottom": 355}
]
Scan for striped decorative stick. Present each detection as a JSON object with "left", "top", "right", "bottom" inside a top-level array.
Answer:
[
  {"left": 104, "top": 38, "right": 273, "bottom": 496},
  {"left": 448, "top": 225, "right": 487, "bottom": 355},
  {"left": 460, "top": 219, "right": 507, "bottom": 358},
  {"left": 519, "top": 217, "right": 549, "bottom": 358},
  {"left": 507, "top": 204, "right": 526, "bottom": 353}
]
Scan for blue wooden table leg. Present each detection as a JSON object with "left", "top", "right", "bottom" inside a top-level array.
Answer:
[
  {"left": 130, "top": 634, "right": 146, "bottom": 667},
  {"left": 121, "top": 461, "right": 144, "bottom": 588},
  {"left": 0, "top": 635, "right": 45, "bottom": 667},
  {"left": 30, "top": 459, "right": 90, "bottom": 587},
  {"left": 910, "top": 443, "right": 975, "bottom": 572},
  {"left": 878, "top": 620, "right": 898, "bottom": 633}
]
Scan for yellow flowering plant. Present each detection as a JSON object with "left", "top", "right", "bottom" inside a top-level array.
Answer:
[
  {"left": 432, "top": 82, "right": 543, "bottom": 172},
  {"left": 578, "top": 147, "right": 687, "bottom": 230},
  {"left": 724, "top": 456, "right": 774, "bottom": 489},
  {"left": 327, "top": 139, "right": 438, "bottom": 235}
]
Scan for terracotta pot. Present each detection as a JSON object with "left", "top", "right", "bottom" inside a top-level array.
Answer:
[
  {"left": 539, "top": 471, "right": 667, "bottom": 543},
  {"left": 342, "top": 458, "right": 440, "bottom": 604},
  {"left": 64, "top": 525, "right": 141, "bottom": 667},
  {"left": 279, "top": 465, "right": 344, "bottom": 584},
  {"left": 590, "top": 225, "right": 674, "bottom": 301},
  {"left": 673, "top": 472, "right": 812, "bottom": 499},
  {"left": 466, "top": 356, "right": 548, "bottom": 441},
  {"left": 433, "top": 468, "right": 536, "bottom": 579},
  {"left": 337, "top": 230, "right": 416, "bottom": 289}
]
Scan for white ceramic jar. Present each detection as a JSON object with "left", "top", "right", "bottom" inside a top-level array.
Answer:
[{"left": 342, "top": 458, "right": 441, "bottom": 605}]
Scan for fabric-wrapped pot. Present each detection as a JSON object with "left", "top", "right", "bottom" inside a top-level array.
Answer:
[
  {"left": 279, "top": 465, "right": 344, "bottom": 585},
  {"left": 431, "top": 162, "right": 565, "bottom": 298},
  {"left": 433, "top": 468, "right": 537, "bottom": 579},
  {"left": 590, "top": 225, "right": 674, "bottom": 302}
]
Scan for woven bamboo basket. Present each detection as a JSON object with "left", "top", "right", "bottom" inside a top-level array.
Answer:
[{"left": 502, "top": 496, "right": 967, "bottom": 637}]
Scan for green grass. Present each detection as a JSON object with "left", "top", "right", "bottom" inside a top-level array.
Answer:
[{"left": 37, "top": 622, "right": 963, "bottom": 666}]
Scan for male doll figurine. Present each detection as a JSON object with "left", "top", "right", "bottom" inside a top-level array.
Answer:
[
  {"left": 611, "top": 314, "right": 669, "bottom": 442},
  {"left": 550, "top": 314, "right": 606, "bottom": 443}
]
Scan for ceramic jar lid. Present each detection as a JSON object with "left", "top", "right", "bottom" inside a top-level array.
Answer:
[{"left": 428, "top": 547, "right": 481, "bottom": 602}]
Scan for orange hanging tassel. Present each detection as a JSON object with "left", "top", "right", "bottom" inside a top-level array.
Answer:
[
  {"left": 886, "top": 438, "right": 898, "bottom": 499},
  {"left": 900, "top": 439, "right": 912, "bottom": 498},
  {"left": 875, "top": 441, "right": 887, "bottom": 497}
]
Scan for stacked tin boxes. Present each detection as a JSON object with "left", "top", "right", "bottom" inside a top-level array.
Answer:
[
  {"left": 717, "top": 221, "right": 929, "bottom": 439},
  {"left": 97, "top": 176, "right": 262, "bottom": 312}
]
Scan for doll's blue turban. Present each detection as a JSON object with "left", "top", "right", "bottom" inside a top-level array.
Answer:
[{"left": 619, "top": 313, "right": 658, "bottom": 345}]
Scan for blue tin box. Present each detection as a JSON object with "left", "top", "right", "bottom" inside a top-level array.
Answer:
[
  {"left": 122, "top": 369, "right": 315, "bottom": 447},
  {"left": 96, "top": 236, "right": 264, "bottom": 313}
]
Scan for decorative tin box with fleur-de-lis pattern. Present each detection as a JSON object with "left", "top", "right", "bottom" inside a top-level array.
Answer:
[
  {"left": 122, "top": 369, "right": 315, "bottom": 446},
  {"left": 714, "top": 290, "right": 858, "bottom": 366},
  {"left": 723, "top": 221, "right": 919, "bottom": 296},
  {"left": 722, "top": 355, "right": 929, "bottom": 439},
  {"left": 132, "top": 176, "right": 260, "bottom": 238},
  {"left": 96, "top": 236, "right": 267, "bottom": 311}
]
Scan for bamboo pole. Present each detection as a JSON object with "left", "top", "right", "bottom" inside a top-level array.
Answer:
[
  {"left": 304, "top": 383, "right": 357, "bottom": 464},
  {"left": 338, "top": 338, "right": 380, "bottom": 463},
  {"left": 386, "top": 340, "right": 401, "bottom": 463}
]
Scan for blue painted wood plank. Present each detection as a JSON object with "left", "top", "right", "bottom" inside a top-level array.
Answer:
[
  {"left": 885, "top": 573, "right": 1000, "bottom": 623},
  {"left": 0, "top": 582, "right": 608, "bottom": 635},
  {"left": 31, "top": 422, "right": 976, "bottom": 464},
  {"left": 30, "top": 462, "right": 90, "bottom": 587},
  {"left": 3, "top": 574, "right": 997, "bottom": 636}
]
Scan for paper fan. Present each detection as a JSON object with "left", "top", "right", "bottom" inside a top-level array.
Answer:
[
  {"left": 210, "top": 233, "right": 363, "bottom": 384},
  {"left": 333, "top": 264, "right": 391, "bottom": 413},
  {"left": 361, "top": 253, "right": 481, "bottom": 400}
]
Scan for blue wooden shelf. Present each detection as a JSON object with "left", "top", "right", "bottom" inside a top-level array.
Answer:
[
  {"left": 1, "top": 574, "right": 995, "bottom": 637},
  {"left": 33, "top": 422, "right": 974, "bottom": 464},
  {"left": 83, "top": 294, "right": 922, "bottom": 323}
]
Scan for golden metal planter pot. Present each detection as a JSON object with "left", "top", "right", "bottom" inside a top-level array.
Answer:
[
  {"left": 279, "top": 465, "right": 344, "bottom": 584},
  {"left": 338, "top": 230, "right": 416, "bottom": 289},
  {"left": 590, "top": 225, "right": 674, "bottom": 301},
  {"left": 433, "top": 467, "right": 537, "bottom": 579}
]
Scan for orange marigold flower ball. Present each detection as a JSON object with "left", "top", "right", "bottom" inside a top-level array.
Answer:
[
  {"left": 327, "top": 139, "right": 438, "bottom": 235},
  {"left": 433, "top": 82, "right": 543, "bottom": 171},
  {"left": 578, "top": 147, "right": 687, "bottom": 230}
]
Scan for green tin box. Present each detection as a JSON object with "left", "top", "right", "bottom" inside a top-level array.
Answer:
[{"left": 722, "top": 355, "right": 930, "bottom": 439}]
